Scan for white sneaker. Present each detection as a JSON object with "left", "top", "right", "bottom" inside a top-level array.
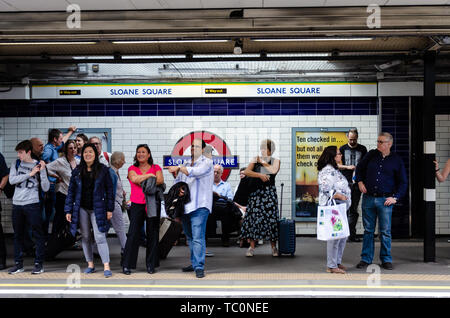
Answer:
[
  {"left": 246, "top": 247, "right": 255, "bottom": 257},
  {"left": 258, "top": 239, "right": 264, "bottom": 245}
]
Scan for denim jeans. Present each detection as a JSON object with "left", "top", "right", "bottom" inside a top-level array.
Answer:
[
  {"left": 12, "top": 203, "right": 45, "bottom": 265},
  {"left": 182, "top": 208, "right": 210, "bottom": 271},
  {"left": 360, "top": 195, "right": 393, "bottom": 264}
]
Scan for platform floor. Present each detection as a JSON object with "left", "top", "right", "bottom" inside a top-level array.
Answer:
[{"left": 0, "top": 236, "right": 449, "bottom": 298}]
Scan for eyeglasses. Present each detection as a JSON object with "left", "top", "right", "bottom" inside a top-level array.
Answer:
[{"left": 377, "top": 140, "right": 389, "bottom": 144}]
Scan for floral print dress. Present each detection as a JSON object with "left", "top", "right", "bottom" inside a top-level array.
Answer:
[{"left": 240, "top": 169, "right": 279, "bottom": 242}]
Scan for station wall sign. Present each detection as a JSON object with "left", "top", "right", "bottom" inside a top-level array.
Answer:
[{"left": 32, "top": 82, "right": 378, "bottom": 99}]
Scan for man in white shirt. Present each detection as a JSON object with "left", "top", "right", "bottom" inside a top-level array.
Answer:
[
  {"left": 168, "top": 138, "right": 213, "bottom": 278},
  {"left": 89, "top": 136, "right": 111, "bottom": 167}
]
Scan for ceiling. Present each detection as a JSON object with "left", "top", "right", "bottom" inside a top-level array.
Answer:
[
  {"left": 1, "top": 0, "right": 450, "bottom": 12},
  {"left": 0, "top": 3, "right": 449, "bottom": 83}
]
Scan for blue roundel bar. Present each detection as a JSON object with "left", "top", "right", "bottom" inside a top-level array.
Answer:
[{"left": 163, "top": 155, "right": 239, "bottom": 169}]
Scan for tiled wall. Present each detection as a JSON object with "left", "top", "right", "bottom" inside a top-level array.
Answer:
[
  {"left": 0, "top": 97, "right": 379, "bottom": 234},
  {"left": 381, "top": 97, "right": 410, "bottom": 238},
  {"left": 436, "top": 112, "right": 450, "bottom": 235},
  {"left": 0, "top": 97, "right": 378, "bottom": 118}
]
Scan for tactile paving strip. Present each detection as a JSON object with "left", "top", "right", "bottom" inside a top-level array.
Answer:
[{"left": 1, "top": 272, "right": 449, "bottom": 281}]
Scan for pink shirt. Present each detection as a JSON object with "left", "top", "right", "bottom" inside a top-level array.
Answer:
[{"left": 128, "top": 164, "right": 162, "bottom": 204}]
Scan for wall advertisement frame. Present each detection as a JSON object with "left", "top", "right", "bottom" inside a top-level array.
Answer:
[{"left": 292, "top": 127, "right": 350, "bottom": 222}]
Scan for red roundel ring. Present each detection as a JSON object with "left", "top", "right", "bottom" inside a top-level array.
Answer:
[{"left": 171, "top": 130, "right": 232, "bottom": 181}]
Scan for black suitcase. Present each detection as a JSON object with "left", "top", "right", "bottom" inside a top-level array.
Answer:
[
  {"left": 159, "top": 217, "right": 183, "bottom": 259},
  {"left": 45, "top": 224, "right": 77, "bottom": 260},
  {"left": 278, "top": 183, "right": 296, "bottom": 256}
]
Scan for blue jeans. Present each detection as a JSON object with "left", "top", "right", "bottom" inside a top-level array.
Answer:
[
  {"left": 181, "top": 208, "right": 210, "bottom": 271},
  {"left": 360, "top": 195, "right": 393, "bottom": 264}
]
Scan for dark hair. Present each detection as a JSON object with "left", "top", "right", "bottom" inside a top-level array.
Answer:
[
  {"left": 63, "top": 140, "right": 77, "bottom": 157},
  {"left": 260, "top": 139, "right": 276, "bottom": 154},
  {"left": 79, "top": 143, "right": 102, "bottom": 178},
  {"left": 192, "top": 138, "right": 206, "bottom": 149},
  {"left": 48, "top": 129, "right": 62, "bottom": 143},
  {"left": 15, "top": 140, "right": 33, "bottom": 153},
  {"left": 133, "top": 144, "right": 154, "bottom": 167},
  {"left": 317, "top": 146, "right": 338, "bottom": 171},
  {"left": 76, "top": 133, "right": 88, "bottom": 143},
  {"left": 347, "top": 128, "right": 359, "bottom": 137}
]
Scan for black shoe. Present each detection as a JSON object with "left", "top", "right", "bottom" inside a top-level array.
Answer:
[
  {"left": 349, "top": 236, "right": 361, "bottom": 242},
  {"left": 122, "top": 267, "right": 131, "bottom": 275},
  {"left": 182, "top": 265, "right": 194, "bottom": 272},
  {"left": 381, "top": 262, "right": 393, "bottom": 270},
  {"left": 31, "top": 263, "right": 44, "bottom": 275},
  {"left": 356, "top": 261, "right": 370, "bottom": 269},
  {"left": 8, "top": 264, "right": 24, "bottom": 275},
  {"left": 195, "top": 269, "right": 205, "bottom": 278},
  {"left": 147, "top": 268, "right": 156, "bottom": 274}
]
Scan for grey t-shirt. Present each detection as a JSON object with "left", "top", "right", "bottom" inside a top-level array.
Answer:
[{"left": 9, "top": 160, "right": 50, "bottom": 206}]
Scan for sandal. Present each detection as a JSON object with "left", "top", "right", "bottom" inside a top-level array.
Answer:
[
  {"left": 271, "top": 247, "right": 279, "bottom": 257},
  {"left": 246, "top": 247, "right": 255, "bottom": 257},
  {"left": 338, "top": 264, "right": 347, "bottom": 271},
  {"left": 327, "top": 267, "right": 346, "bottom": 274}
]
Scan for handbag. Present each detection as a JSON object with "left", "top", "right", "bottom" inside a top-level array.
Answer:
[{"left": 316, "top": 190, "right": 350, "bottom": 241}]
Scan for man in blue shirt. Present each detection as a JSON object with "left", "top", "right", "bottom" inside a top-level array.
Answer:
[
  {"left": 355, "top": 132, "right": 407, "bottom": 270},
  {"left": 169, "top": 138, "right": 214, "bottom": 278},
  {"left": 211, "top": 164, "right": 235, "bottom": 247},
  {"left": 42, "top": 126, "right": 76, "bottom": 238}
]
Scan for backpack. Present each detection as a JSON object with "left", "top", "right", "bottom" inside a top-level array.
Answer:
[
  {"left": 103, "top": 152, "right": 110, "bottom": 163},
  {"left": 3, "top": 159, "right": 20, "bottom": 199}
]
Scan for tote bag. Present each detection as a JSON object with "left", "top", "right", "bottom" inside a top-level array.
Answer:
[{"left": 316, "top": 191, "right": 350, "bottom": 241}]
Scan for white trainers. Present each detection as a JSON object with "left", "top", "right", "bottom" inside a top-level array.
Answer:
[{"left": 246, "top": 247, "right": 255, "bottom": 257}]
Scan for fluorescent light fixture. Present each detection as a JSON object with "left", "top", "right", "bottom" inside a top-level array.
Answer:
[
  {"left": 112, "top": 39, "right": 230, "bottom": 44},
  {"left": 253, "top": 37, "right": 374, "bottom": 42},
  {"left": 193, "top": 54, "right": 260, "bottom": 58},
  {"left": 267, "top": 53, "right": 330, "bottom": 57},
  {"left": 0, "top": 41, "right": 97, "bottom": 45}
]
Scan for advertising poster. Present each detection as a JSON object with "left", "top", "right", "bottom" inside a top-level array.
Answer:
[{"left": 292, "top": 128, "right": 349, "bottom": 221}]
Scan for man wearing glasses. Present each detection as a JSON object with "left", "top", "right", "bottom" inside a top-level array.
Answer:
[
  {"left": 89, "top": 136, "right": 111, "bottom": 167},
  {"left": 339, "top": 128, "right": 367, "bottom": 242},
  {"left": 354, "top": 132, "right": 407, "bottom": 270}
]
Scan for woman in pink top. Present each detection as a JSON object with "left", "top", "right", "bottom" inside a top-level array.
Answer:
[{"left": 122, "top": 144, "right": 163, "bottom": 275}]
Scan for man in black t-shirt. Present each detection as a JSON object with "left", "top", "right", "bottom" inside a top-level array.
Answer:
[{"left": 339, "top": 128, "right": 367, "bottom": 242}]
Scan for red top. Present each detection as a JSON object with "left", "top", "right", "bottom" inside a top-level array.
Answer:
[{"left": 128, "top": 164, "right": 162, "bottom": 204}]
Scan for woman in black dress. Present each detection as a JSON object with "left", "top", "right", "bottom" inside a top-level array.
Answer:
[{"left": 240, "top": 139, "right": 281, "bottom": 257}]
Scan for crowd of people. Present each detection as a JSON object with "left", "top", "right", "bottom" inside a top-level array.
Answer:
[{"left": 0, "top": 126, "right": 447, "bottom": 278}]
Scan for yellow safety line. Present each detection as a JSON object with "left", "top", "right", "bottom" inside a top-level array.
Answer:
[{"left": 1, "top": 283, "right": 450, "bottom": 290}]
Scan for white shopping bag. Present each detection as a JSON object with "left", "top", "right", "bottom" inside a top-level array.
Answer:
[{"left": 316, "top": 192, "right": 350, "bottom": 241}]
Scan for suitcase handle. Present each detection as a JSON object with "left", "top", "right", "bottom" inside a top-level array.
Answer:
[{"left": 280, "top": 183, "right": 284, "bottom": 219}]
